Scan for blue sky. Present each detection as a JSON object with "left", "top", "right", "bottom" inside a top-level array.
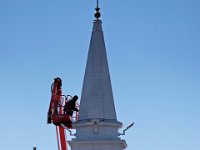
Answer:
[{"left": 0, "top": 0, "right": 200, "bottom": 150}]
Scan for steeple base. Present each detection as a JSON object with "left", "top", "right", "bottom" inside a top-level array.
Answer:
[{"left": 68, "top": 119, "right": 126, "bottom": 150}]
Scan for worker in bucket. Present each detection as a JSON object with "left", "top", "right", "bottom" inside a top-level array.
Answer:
[{"left": 64, "top": 95, "right": 79, "bottom": 116}]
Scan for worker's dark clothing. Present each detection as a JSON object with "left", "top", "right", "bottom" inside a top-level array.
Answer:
[{"left": 64, "top": 96, "right": 79, "bottom": 116}]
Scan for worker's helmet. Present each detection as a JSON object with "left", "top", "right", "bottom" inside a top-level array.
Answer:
[{"left": 73, "top": 95, "right": 78, "bottom": 101}]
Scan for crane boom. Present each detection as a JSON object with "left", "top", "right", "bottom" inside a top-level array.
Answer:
[
  {"left": 47, "top": 77, "right": 79, "bottom": 150},
  {"left": 47, "top": 77, "right": 67, "bottom": 150}
]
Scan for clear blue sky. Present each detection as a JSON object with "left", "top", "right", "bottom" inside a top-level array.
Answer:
[{"left": 0, "top": 0, "right": 200, "bottom": 150}]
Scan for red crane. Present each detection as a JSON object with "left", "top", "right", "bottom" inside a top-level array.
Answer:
[{"left": 47, "top": 77, "right": 78, "bottom": 150}]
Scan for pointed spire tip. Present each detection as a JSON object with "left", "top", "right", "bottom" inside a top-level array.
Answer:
[{"left": 94, "top": 0, "right": 101, "bottom": 19}]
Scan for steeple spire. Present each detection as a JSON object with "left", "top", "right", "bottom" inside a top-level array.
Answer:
[
  {"left": 94, "top": 0, "right": 101, "bottom": 19},
  {"left": 78, "top": 18, "right": 117, "bottom": 121},
  {"left": 77, "top": 0, "right": 120, "bottom": 122}
]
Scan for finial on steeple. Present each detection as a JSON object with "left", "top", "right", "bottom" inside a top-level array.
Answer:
[{"left": 94, "top": 0, "right": 101, "bottom": 19}]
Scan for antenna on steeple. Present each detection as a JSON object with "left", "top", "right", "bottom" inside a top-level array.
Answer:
[{"left": 94, "top": 0, "right": 101, "bottom": 19}]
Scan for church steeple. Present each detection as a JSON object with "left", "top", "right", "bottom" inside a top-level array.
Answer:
[
  {"left": 78, "top": 1, "right": 117, "bottom": 121},
  {"left": 68, "top": 3, "right": 127, "bottom": 150}
]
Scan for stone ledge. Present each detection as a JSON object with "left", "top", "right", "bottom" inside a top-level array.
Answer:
[{"left": 68, "top": 139, "right": 127, "bottom": 149}]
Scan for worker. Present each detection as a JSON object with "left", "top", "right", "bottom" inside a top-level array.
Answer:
[{"left": 64, "top": 95, "right": 79, "bottom": 116}]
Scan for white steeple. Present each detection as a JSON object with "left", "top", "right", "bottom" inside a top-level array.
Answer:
[
  {"left": 78, "top": 19, "right": 117, "bottom": 121},
  {"left": 68, "top": 3, "right": 127, "bottom": 150}
]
